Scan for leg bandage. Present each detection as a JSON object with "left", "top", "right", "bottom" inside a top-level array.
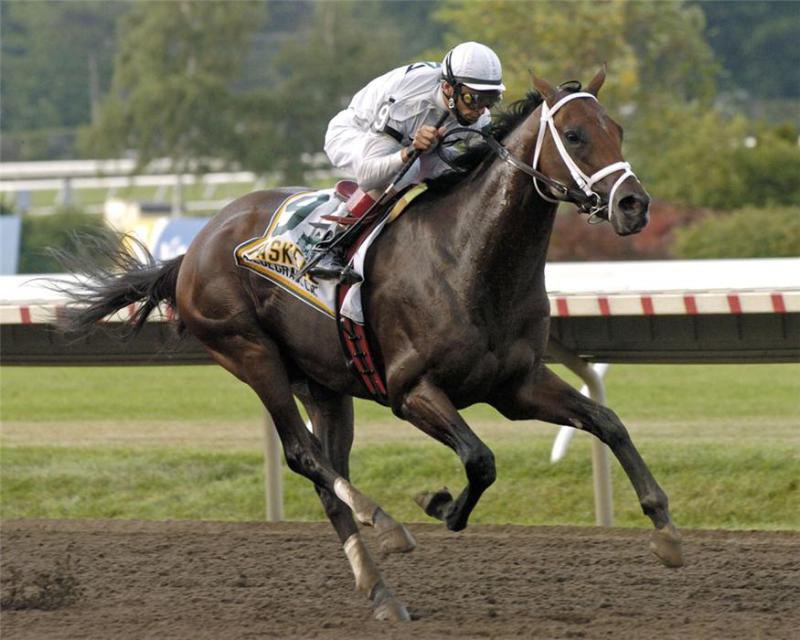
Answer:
[{"left": 343, "top": 534, "right": 382, "bottom": 594}]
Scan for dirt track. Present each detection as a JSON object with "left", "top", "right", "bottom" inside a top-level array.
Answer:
[{"left": 2, "top": 519, "right": 798, "bottom": 639}]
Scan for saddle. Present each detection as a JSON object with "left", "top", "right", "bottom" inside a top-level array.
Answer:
[{"left": 323, "top": 180, "right": 376, "bottom": 225}]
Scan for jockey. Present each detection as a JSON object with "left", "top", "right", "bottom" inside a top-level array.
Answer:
[{"left": 309, "top": 41, "right": 506, "bottom": 283}]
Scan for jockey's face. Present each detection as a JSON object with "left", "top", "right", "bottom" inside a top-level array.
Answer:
[{"left": 442, "top": 82, "right": 494, "bottom": 125}]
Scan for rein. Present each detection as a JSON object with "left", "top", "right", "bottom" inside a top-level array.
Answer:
[{"left": 442, "top": 91, "right": 637, "bottom": 223}]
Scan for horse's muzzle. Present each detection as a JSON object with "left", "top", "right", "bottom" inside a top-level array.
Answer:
[{"left": 612, "top": 191, "right": 650, "bottom": 236}]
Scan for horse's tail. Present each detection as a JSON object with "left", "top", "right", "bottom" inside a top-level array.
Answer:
[{"left": 52, "top": 230, "right": 185, "bottom": 338}]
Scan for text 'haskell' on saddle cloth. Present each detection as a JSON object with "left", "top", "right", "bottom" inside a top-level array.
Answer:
[
  {"left": 234, "top": 189, "right": 340, "bottom": 317},
  {"left": 234, "top": 188, "right": 407, "bottom": 324}
]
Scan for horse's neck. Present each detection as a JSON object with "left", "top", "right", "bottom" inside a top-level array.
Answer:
[{"left": 453, "top": 111, "right": 557, "bottom": 299}]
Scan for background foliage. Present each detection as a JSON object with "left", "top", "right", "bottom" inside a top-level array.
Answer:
[
  {"left": 78, "top": 1, "right": 266, "bottom": 174},
  {"left": 0, "top": 1, "right": 125, "bottom": 159},
  {"left": 673, "top": 206, "right": 800, "bottom": 259},
  {"left": 232, "top": 1, "right": 406, "bottom": 181},
  {"left": 435, "top": 0, "right": 718, "bottom": 110},
  {"left": 18, "top": 209, "right": 106, "bottom": 273},
  {"left": 1, "top": 0, "right": 798, "bottom": 262}
]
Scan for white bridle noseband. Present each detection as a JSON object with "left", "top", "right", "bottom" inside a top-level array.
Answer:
[{"left": 532, "top": 92, "right": 637, "bottom": 223}]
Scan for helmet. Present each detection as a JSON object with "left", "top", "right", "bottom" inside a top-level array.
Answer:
[{"left": 442, "top": 42, "right": 506, "bottom": 93}]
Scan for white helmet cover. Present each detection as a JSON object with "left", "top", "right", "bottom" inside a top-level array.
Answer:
[{"left": 442, "top": 42, "right": 506, "bottom": 93}]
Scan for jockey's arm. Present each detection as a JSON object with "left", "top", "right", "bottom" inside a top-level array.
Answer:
[
  {"left": 356, "top": 124, "right": 443, "bottom": 192},
  {"left": 356, "top": 133, "right": 410, "bottom": 192}
]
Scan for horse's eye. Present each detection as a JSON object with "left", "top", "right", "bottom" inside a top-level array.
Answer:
[{"left": 564, "top": 130, "right": 582, "bottom": 144}]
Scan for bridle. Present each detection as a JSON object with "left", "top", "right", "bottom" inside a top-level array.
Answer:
[
  {"left": 440, "top": 90, "right": 639, "bottom": 224},
  {"left": 532, "top": 91, "right": 636, "bottom": 223}
]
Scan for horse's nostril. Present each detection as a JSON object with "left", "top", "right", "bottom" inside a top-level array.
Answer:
[{"left": 619, "top": 194, "right": 649, "bottom": 215}]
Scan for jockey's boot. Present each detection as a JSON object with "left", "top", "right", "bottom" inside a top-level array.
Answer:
[{"left": 307, "top": 247, "right": 363, "bottom": 285}]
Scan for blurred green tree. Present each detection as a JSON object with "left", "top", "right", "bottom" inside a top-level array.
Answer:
[
  {"left": 434, "top": 0, "right": 717, "bottom": 110},
  {"left": 1, "top": 1, "right": 126, "bottom": 159},
  {"left": 235, "top": 1, "right": 404, "bottom": 182},
  {"left": 80, "top": 1, "right": 265, "bottom": 174},
  {"left": 18, "top": 208, "right": 106, "bottom": 273},
  {"left": 434, "top": 0, "right": 799, "bottom": 213},
  {"left": 629, "top": 111, "right": 800, "bottom": 210},
  {"left": 726, "top": 127, "right": 800, "bottom": 208},
  {"left": 673, "top": 206, "right": 800, "bottom": 258},
  {"left": 1, "top": 1, "right": 125, "bottom": 133},
  {"left": 695, "top": 0, "right": 800, "bottom": 100},
  {"left": 626, "top": 105, "right": 750, "bottom": 208}
]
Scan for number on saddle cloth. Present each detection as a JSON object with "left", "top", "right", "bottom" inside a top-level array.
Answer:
[{"left": 274, "top": 192, "right": 331, "bottom": 237}]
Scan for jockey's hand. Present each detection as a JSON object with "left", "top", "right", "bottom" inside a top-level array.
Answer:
[{"left": 404, "top": 125, "right": 444, "bottom": 161}]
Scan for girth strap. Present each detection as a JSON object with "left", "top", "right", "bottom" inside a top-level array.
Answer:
[
  {"left": 337, "top": 287, "right": 389, "bottom": 404},
  {"left": 332, "top": 204, "right": 391, "bottom": 405},
  {"left": 338, "top": 315, "right": 388, "bottom": 403}
]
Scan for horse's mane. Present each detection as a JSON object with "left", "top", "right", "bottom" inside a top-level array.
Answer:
[{"left": 425, "top": 90, "right": 544, "bottom": 194}]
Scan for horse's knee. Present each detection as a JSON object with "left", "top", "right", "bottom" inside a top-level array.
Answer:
[
  {"left": 465, "top": 444, "right": 496, "bottom": 489},
  {"left": 283, "top": 438, "right": 323, "bottom": 478}
]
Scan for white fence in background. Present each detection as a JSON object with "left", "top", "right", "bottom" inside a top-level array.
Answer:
[{"left": 0, "top": 157, "right": 343, "bottom": 215}]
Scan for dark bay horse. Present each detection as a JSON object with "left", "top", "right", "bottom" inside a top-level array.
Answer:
[{"left": 66, "top": 69, "right": 683, "bottom": 621}]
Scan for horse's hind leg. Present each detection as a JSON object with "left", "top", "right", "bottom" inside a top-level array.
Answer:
[
  {"left": 399, "top": 378, "right": 496, "bottom": 532},
  {"left": 492, "top": 365, "right": 683, "bottom": 568},
  {"left": 296, "top": 381, "right": 416, "bottom": 556},
  {"left": 204, "top": 335, "right": 411, "bottom": 620},
  {"left": 292, "top": 382, "right": 412, "bottom": 621},
  {"left": 293, "top": 382, "right": 359, "bottom": 543}
]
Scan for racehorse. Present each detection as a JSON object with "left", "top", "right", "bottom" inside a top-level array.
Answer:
[{"left": 64, "top": 69, "right": 683, "bottom": 621}]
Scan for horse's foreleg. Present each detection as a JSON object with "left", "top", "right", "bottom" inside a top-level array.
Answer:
[
  {"left": 205, "top": 336, "right": 411, "bottom": 620},
  {"left": 491, "top": 365, "right": 683, "bottom": 568},
  {"left": 400, "top": 378, "right": 496, "bottom": 532}
]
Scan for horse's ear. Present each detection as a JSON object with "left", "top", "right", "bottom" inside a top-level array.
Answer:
[
  {"left": 586, "top": 63, "right": 607, "bottom": 96},
  {"left": 531, "top": 72, "right": 555, "bottom": 101}
]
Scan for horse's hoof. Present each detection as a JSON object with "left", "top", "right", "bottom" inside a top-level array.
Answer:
[
  {"left": 445, "top": 514, "right": 468, "bottom": 532},
  {"left": 650, "top": 522, "right": 684, "bottom": 568},
  {"left": 414, "top": 487, "right": 453, "bottom": 520},
  {"left": 370, "top": 582, "right": 411, "bottom": 622},
  {"left": 372, "top": 587, "right": 411, "bottom": 622},
  {"left": 378, "top": 520, "right": 417, "bottom": 555}
]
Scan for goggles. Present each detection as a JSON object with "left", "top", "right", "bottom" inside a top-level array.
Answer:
[{"left": 459, "top": 87, "right": 502, "bottom": 110}]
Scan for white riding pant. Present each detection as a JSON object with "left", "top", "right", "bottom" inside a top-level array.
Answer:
[{"left": 324, "top": 110, "right": 368, "bottom": 179}]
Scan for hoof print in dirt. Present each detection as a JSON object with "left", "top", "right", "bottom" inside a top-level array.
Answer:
[{"left": 1, "top": 559, "right": 83, "bottom": 611}]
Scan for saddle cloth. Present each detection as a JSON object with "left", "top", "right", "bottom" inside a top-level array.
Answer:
[
  {"left": 234, "top": 184, "right": 427, "bottom": 322},
  {"left": 235, "top": 189, "right": 341, "bottom": 318}
]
